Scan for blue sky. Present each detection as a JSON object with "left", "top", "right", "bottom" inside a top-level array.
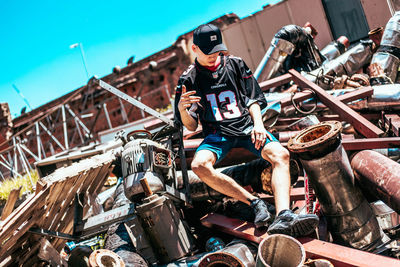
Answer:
[{"left": 0, "top": 0, "right": 280, "bottom": 118}]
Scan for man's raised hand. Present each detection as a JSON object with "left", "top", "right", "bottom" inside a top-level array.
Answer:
[{"left": 178, "top": 85, "right": 201, "bottom": 112}]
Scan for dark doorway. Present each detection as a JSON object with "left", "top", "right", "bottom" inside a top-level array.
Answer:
[{"left": 322, "top": 0, "right": 370, "bottom": 43}]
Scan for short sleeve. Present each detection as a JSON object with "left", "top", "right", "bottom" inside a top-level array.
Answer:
[
  {"left": 236, "top": 58, "right": 268, "bottom": 110},
  {"left": 174, "top": 77, "right": 198, "bottom": 127}
]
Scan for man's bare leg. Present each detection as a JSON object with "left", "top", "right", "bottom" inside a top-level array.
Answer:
[
  {"left": 261, "top": 142, "right": 291, "bottom": 214},
  {"left": 261, "top": 142, "right": 319, "bottom": 237},
  {"left": 191, "top": 149, "right": 257, "bottom": 205}
]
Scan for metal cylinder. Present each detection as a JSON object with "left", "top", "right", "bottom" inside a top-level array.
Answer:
[
  {"left": 380, "top": 11, "right": 400, "bottom": 48},
  {"left": 370, "top": 12, "right": 400, "bottom": 82},
  {"left": 88, "top": 249, "right": 125, "bottom": 267},
  {"left": 287, "top": 121, "right": 385, "bottom": 250},
  {"left": 136, "top": 194, "right": 193, "bottom": 263},
  {"left": 197, "top": 242, "right": 256, "bottom": 267},
  {"left": 256, "top": 234, "right": 305, "bottom": 267},
  {"left": 304, "top": 41, "right": 373, "bottom": 90},
  {"left": 322, "top": 41, "right": 373, "bottom": 78},
  {"left": 254, "top": 37, "right": 295, "bottom": 82},
  {"left": 371, "top": 201, "right": 400, "bottom": 231},
  {"left": 370, "top": 52, "right": 400, "bottom": 82},
  {"left": 351, "top": 150, "right": 400, "bottom": 214},
  {"left": 320, "top": 39, "right": 347, "bottom": 62},
  {"left": 122, "top": 138, "right": 168, "bottom": 201}
]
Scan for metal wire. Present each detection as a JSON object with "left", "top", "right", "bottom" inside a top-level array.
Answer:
[{"left": 290, "top": 88, "right": 318, "bottom": 115}]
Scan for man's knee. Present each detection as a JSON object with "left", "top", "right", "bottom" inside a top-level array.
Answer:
[
  {"left": 262, "top": 143, "right": 290, "bottom": 166},
  {"left": 191, "top": 157, "right": 212, "bottom": 176}
]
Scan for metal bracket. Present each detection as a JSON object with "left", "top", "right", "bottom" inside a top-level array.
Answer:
[
  {"left": 94, "top": 78, "right": 174, "bottom": 128},
  {"left": 28, "top": 227, "right": 78, "bottom": 241}
]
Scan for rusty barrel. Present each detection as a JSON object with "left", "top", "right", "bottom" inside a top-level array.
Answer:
[
  {"left": 351, "top": 150, "right": 400, "bottom": 214},
  {"left": 287, "top": 121, "right": 384, "bottom": 251}
]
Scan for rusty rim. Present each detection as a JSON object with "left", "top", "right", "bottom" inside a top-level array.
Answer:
[{"left": 287, "top": 121, "right": 342, "bottom": 153}]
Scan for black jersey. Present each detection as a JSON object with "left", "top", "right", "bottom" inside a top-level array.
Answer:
[{"left": 174, "top": 55, "right": 267, "bottom": 137}]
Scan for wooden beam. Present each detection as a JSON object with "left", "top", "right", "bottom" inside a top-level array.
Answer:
[{"left": 1, "top": 187, "right": 21, "bottom": 221}]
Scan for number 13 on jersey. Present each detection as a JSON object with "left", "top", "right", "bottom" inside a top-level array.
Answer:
[{"left": 206, "top": 90, "right": 242, "bottom": 121}]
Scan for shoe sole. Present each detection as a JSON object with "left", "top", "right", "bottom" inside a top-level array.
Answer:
[
  {"left": 254, "top": 216, "right": 274, "bottom": 229},
  {"left": 268, "top": 216, "right": 319, "bottom": 237}
]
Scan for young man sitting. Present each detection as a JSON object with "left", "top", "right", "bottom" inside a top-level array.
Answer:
[{"left": 174, "top": 23, "right": 319, "bottom": 237}]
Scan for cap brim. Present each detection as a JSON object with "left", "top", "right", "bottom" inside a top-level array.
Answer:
[{"left": 200, "top": 43, "right": 227, "bottom": 55}]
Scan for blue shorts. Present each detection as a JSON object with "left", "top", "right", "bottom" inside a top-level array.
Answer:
[{"left": 196, "top": 132, "right": 279, "bottom": 163}]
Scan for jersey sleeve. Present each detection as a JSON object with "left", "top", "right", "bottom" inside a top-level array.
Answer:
[
  {"left": 236, "top": 58, "right": 268, "bottom": 110},
  {"left": 174, "top": 76, "right": 198, "bottom": 127}
]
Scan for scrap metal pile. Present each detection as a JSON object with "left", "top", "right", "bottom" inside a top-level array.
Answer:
[{"left": 2, "top": 12, "right": 400, "bottom": 267}]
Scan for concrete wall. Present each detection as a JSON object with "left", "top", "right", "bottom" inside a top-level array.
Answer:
[
  {"left": 361, "top": 0, "right": 392, "bottom": 30},
  {"left": 222, "top": 0, "right": 393, "bottom": 71}
]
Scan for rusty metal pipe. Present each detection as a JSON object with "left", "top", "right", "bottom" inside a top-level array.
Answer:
[
  {"left": 88, "top": 249, "right": 125, "bottom": 267},
  {"left": 288, "top": 121, "right": 385, "bottom": 251},
  {"left": 256, "top": 234, "right": 305, "bottom": 267},
  {"left": 351, "top": 150, "right": 400, "bottom": 214}
]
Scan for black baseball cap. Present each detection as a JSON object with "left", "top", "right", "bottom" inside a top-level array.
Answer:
[{"left": 193, "top": 24, "right": 227, "bottom": 55}]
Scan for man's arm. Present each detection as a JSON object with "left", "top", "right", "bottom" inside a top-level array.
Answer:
[
  {"left": 249, "top": 102, "right": 273, "bottom": 150},
  {"left": 177, "top": 85, "right": 200, "bottom": 131}
]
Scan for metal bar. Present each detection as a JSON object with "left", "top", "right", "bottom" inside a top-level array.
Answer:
[
  {"left": 20, "top": 144, "right": 40, "bottom": 162},
  {"left": 0, "top": 154, "right": 12, "bottom": 168},
  {"left": 12, "top": 137, "right": 18, "bottom": 173},
  {"left": 384, "top": 114, "right": 400, "bottom": 137},
  {"left": 288, "top": 69, "right": 384, "bottom": 138},
  {"left": 200, "top": 213, "right": 400, "bottom": 267},
  {"left": 118, "top": 97, "right": 129, "bottom": 123},
  {"left": 28, "top": 227, "right": 77, "bottom": 241},
  {"left": 341, "top": 137, "right": 400, "bottom": 151},
  {"left": 7, "top": 152, "right": 14, "bottom": 175},
  {"left": 259, "top": 73, "right": 293, "bottom": 91},
  {"left": 40, "top": 137, "right": 46, "bottom": 159},
  {"left": 16, "top": 144, "right": 34, "bottom": 187},
  {"left": 0, "top": 159, "right": 22, "bottom": 178},
  {"left": 280, "top": 86, "right": 374, "bottom": 109},
  {"left": 61, "top": 105, "right": 69, "bottom": 150},
  {"left": 19, "top": 144, "right": 34, "bottom": 172},
  {"left": 65, "top": 104, "right": 90, "bottom": 135},
  {"left": 39, "top": 121, "right": 65, "bottom": 150},
  {"left": 86, "top": 105, "right": 102, "bottom": 144},
  {"left": 36, "top": 122, "right": 41, "bottom": 160},
  {"left": 95, "top": 78, "right": 174, "bottom": 127},
  {"left": 259, "top": 187, "right": 314, "bottom": 203},
  {"left": 103, "top": 103, "right": 113, "bottom": 129},
  {"left": 74, "top": 118, "right": 84, "bottom": 144}
]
